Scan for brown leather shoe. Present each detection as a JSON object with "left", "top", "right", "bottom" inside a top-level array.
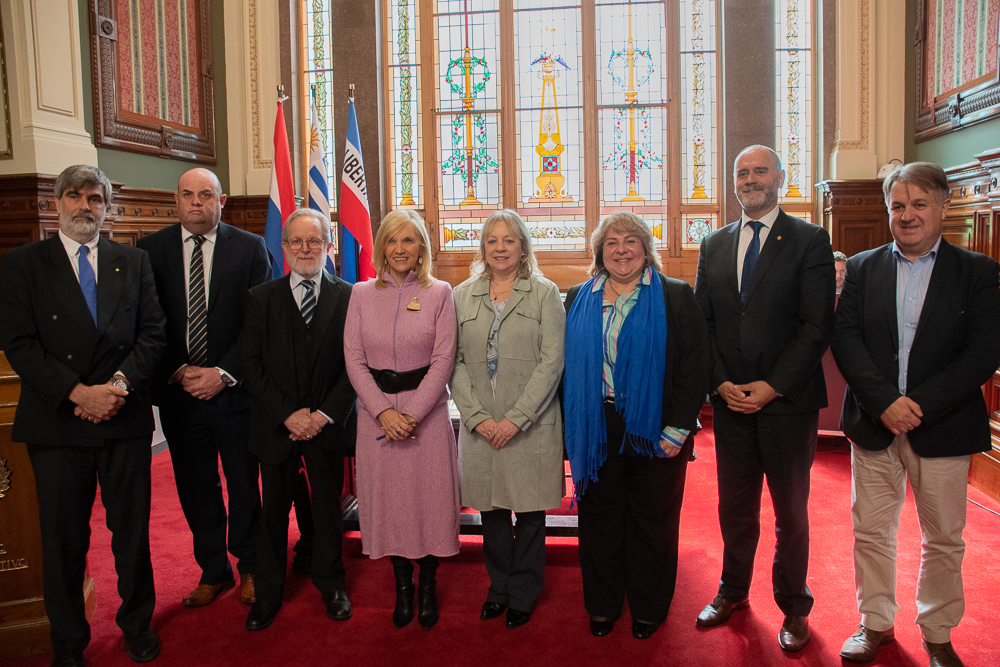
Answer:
[
  {"left": 840, "top": 625, "right": 895, "bottom": 662},
  {"left": 696, "top": 595, "right": 749, "bottom": 627},
  {"left": 240, "top": 574, "right": 256, "bottom": 605},
  {"left": 923, "top": 640, "right": 965, "bottom": 667},
  {"left": 778, "top": 615, "right": 810, "bottom": 651},
  {"left": 182, "top": 578, "right": 235, "bottom": 607}
]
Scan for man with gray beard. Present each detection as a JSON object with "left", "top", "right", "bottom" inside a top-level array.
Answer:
[{"left": 0, "top": 165, "right": 167, "bottom": 666}]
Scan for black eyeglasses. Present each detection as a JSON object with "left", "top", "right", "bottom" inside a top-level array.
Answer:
[{"left": 284, "top": 238, "right": 325, "bottom": 250}]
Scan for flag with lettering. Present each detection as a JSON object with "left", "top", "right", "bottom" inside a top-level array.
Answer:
[
  {"left": 264, "top": 98, "right": 295, "bottom": 279},
  {"left": 307, "top": 95, "right": 336, "bottom": 275},
  {"left": 338, "top": 95, "right": 376, "bottom": 283}
]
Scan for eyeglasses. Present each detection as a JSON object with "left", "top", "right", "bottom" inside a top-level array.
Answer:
[{"left": 284, "top": 238, "right": 326, "bottom": 250}]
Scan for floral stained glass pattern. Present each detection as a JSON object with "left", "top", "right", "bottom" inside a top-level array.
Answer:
[
  {"left": 387, "top": 0, "right": 422, "bottom": 207},
  {"left": 776, "top": 0, "right": 812, "bottom": 201}
]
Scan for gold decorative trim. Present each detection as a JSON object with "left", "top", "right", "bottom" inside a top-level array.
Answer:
[
  {"left": 0, "top": 457, "right": 9, "bottom": 497},
  {"left": 837, "top": 0, "right": 869, "bottom": 151},
  {"left": 0, "top": 7, "right": 14, "bottom": 160},
  {"left": 249, "top": 0, "right": 269, "bottom": 170}
]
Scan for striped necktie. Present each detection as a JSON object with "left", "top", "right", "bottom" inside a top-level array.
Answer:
[
  {"left": 188, "top": 235, "right": 208, "bottom": 366},
  {"left": 300, "top": 279, "right": 316, "bottom": 325},
  {"left": 78, "top": 245, "right": 97, "bottom": 325},
  {"left": 740, "top": 221, "right": 763, "bottom": 305}
]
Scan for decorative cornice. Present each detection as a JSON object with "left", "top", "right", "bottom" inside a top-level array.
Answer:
[{"left": 837, "top": 0, "right": 869, "bottom": 151}]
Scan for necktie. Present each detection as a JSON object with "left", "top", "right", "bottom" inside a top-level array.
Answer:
[
  {"left": 740, "top": 221, "right": 763, "bottom": 305},
  {"left": 188, "top": 235, "right": 208, "bottom": 367},
  {"left": 78, "top": 245, "right": 97, "bottom": 325},
  {"left": 300, "top": 279, "right": 316, "bottom": 325}
]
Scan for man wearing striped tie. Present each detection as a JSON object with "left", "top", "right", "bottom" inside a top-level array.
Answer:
[
  {"left": 241, "top": 208, "right": 357, "bottom": 631},
  {"left": 137, "top": 169, "right": 270, "bottom": 610}
]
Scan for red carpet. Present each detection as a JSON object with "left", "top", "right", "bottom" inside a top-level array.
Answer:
[{"left": 5, "top": 419, "right": 1000, "bottom": 667}]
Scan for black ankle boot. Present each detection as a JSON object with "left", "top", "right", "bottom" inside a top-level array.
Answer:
[
  {"left": 390, "top": 557, "right": 415, "bottom": 629},
  {"left": 417, "top": 580, "right": 438, "bottom": 629}
]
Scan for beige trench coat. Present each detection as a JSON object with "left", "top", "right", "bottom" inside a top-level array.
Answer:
[{"left": 451, "top": 274, "right": 566, "bottom": 512}]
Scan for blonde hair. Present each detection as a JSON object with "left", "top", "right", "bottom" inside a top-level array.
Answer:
[
  {"left": 588, "top": 211, "right": 662, "bottom": 278},
  {"left": 470, "top": 209, "right": 541, "bottom": 280},
  {"left": 373, "top": 209, "right": 434, "bottom": 289}
]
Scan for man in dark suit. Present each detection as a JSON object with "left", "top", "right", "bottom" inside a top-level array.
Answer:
[
  {"left": 832, "top": 162, "right": 1000, "bottom": 667},
  {"left": 241, "top": 208, "right": 356, "bottom": 631},
  {"left": 137, "top": 169, "right": 269, "bottom": 608},
  {"left": 693, "top": 145, "right": 835, "bottom": 651},
  {"left": 0, "top": 165, "right": 167, "bottom": 666}
]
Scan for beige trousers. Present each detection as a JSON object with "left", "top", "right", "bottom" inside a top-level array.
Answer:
[{"left": 850, "top": 435, "right": 970, "bottom": 643}]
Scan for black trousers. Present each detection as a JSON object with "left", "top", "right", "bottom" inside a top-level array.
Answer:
[
  {"left": 577, "top": 405, "right": 692, "bottom": 624},
  {"left": 159, "top": 402, "right": 260, "bottom": 584},
  {"left": 481, "top": 509, "right": 546, "bottom": 613},
  {"left": 256, "top": 443, "right": 346, "bottom": 603},
  {"left": 712, "top": 406, "right": 817, "bottom": 616},
  {"left": 27, "top": 437, "right": 155, "bottom": 653}
]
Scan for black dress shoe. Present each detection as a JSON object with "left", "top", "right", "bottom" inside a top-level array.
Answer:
[
  {"left": 590, "top": 616, "right": 617, "bottom": 637},
  {"left": 323, "top": 589, "right": 352, "bottom": 621},
  {"left": 393, "top": 582, "right": 415, "bottom": 628},
  {"left": 245, "top": 601, "right": 282, "bottom": 631},
  {"left": 506, "top": 608, "right": 532, "bottom": 629},
  {"left": 121, "top": 629, "right": 160, "bottom": 663},
  {"left": 632, "top": 620, "right": 659, "bottom": 640},
  {"left": 417, "top": 581, "right": 439, "bottom": 630},
  {"left": 481, "top": 601, "right": 507, "bottom": 621},
  {"left": 50, "top": 649, "right": 85, "bottom": 667}
]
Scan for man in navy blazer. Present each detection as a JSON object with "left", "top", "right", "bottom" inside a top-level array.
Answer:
[
  {"left": 137, "top": 169, "right": 270, "bottom": 608},
  {"left": 694, "top": 145, "right": 835, "bottom": 651},
  {"left": 832, "top": 162, "right": 1000, "bottom": 667},
  {"left": 0, "top": 165, "right": 167, "bottom": 666}
]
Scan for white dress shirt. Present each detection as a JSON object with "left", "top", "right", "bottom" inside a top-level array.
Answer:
[
  {"left": 58, "top": 231, "right": 99, "bottom": 285},
  {"left": 289, "top": 270, "right": 322, "bottom": 309},
  {"left": 736, "top": 205, "right": 781, "bottom": 291}
]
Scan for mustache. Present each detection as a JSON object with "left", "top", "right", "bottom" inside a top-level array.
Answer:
[
  {"left": 740, "top": 184, "right": 768, "bottom": 192},
  {"left": 71, "top": 211, "right": 97, "bottom": 222}
]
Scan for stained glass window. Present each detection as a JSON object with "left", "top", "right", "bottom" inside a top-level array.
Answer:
[
  {"left": 387, "top": 0, "right": 423, "bottom": 208},
  {"left": 776, "top": 0, "right": 812, "bottom": 204},
  {"left": 303, "top": 0, "right": 336, "bottom": 200}
]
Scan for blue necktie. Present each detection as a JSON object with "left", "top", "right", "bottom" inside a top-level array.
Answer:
[
  {"left": 300, "top": 280, "right": 316, "bottom": 324},
  {"left": 740, "top": 221, "right": 763, "bottom": 305},
  {"left": 78, "top": 245, "right": 97, "bottom": 324}
]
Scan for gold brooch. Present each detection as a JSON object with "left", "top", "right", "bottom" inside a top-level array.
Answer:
[{"left": 406, "top": 297, "right": 421, "bottom": 311}]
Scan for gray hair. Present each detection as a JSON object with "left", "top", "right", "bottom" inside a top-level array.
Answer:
[
  {"left": 883, "top": 161, "right": 950, "bottom": 205},
  {"left": 55, "top": 165, "right": 113, "bottom": 210},
  {"left": 282, "top": 208, "right": 332, "bottom": 244},
  {"left": 833, "top": 251, "right": 848, "bottom": 262}
]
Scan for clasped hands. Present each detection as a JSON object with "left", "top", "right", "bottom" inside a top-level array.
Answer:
[
  {"left": 718, "top": 380, "right": 777, "bottom": 413},
  {"left": 880, "top": 396, "right": 923, "bottom": 435},
  {"left": 284, "top": 407, "right": 330, "bottom": 441},
  {"left": 377, "top": 408, "right": 417, "bottom": 441},
  {"left": 70, "top": 382, "right": 127, "bottom": 423},
  {"left": 474, "top": 417, "right": 519, "bottom": 450},
  {"left": 170, "top": 365, "right": 225, "bottom": 401}
]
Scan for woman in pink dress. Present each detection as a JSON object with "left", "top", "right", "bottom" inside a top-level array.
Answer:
[{"left": 343, "top": 209, "right": 459, "bottom": 630}]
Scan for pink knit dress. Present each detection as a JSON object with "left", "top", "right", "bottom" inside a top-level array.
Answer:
[{"left": 343, "top": 271, "right": 460, "bottom": 559}]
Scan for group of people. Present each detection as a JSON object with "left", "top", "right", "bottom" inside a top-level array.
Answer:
[{"left": 0, "top": 144, "right": 996, "bottom": 667}]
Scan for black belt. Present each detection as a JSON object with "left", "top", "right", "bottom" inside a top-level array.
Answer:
[{"left": 369, "top": 366, "right": 430, "bottom": 394}]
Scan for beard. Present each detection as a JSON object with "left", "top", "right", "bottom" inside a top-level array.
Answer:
[
  {"left": 287, "top": 254, "right": 323, "bottom": 277},
  {"left": 736, "top": 183, "right": 778, "bottom": 213},
  {"left": 59, "top": 211, "right": 102, "bottom": 243}
]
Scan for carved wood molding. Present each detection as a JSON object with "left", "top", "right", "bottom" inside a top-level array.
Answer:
[{"left": 89, "top": 0, "right": 216, "bottom": 163}]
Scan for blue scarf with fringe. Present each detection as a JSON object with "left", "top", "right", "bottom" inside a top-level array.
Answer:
[{"left": 564, "top": 270, "right": 667, "bottom": 500}]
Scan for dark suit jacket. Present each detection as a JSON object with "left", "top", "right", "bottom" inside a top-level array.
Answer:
[
  {"left": 241, "top": 272, "right": 357, "bottom": 465},
  {"left": 0, "top": 235, "right": 167, "bottom": 445},
  {"left": 565, "top": 273, "right": 710, "bottom": 433},
  {"left": 831, "top": 239, "right": 1000, "bottom": 457},
  {"left": 136, "top": 222, "right": 270, "bottom": 413},
  {"left": 694, "top": 210, "right": 835, "bottom": 414}
]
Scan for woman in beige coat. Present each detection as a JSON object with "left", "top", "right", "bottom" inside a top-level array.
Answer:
[{"left": 451, "top": 209, "right": 566, "bottom": 630}]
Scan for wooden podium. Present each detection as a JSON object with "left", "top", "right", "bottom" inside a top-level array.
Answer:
[{"left": 0, "top": 352, "right": 95, "bottom": 660}]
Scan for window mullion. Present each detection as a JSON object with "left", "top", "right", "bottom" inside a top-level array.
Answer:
[
  {"left": 419, "top": 0, "right": 440, "bottom": 252},
  {"left": 500, "top": 0, "right": 517, "bottom": 209},
  {"left": 581, "top": 0, "right": 598, "bottom": 253}
]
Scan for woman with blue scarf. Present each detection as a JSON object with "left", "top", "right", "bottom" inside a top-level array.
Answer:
[{"left": 564, "top": 212, "right": 710, "bottom": 640}]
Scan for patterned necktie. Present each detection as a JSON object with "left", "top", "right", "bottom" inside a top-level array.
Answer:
[
  {"left": 300, "top": 279, "right": 316, "bottom": 325},
  {"left": 740, "top": 221, "right": 763, "bottom": 305},
  {"left": 188, "top": 235, "right": 208, "bottom": 366},
  {"left": 78, "top": 245, "right": 97, "bottom": 325}
]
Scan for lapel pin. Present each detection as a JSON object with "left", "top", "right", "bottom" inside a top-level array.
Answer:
[
  {"left": 115, "top": 267, "right": 120, "bottom": 272},
  {"left": 777, "top": 236, "right": 782, "bottom": 240},
  {"left": 407, "top": 297, "right": 421, "bottom": 311}
]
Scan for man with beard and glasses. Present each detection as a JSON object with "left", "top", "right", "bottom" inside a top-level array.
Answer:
[
  {"left": 0, "top": 165, "right": 167, "bottom": 666},
  {"left": 137, "top": 169, "right": 269, "bottom": 610},
  {"left": 241, "top": 208, "right": 357, "bottom": 631},
  {"left": 693, "top": 145, "right": 835, "bottom": 651}
]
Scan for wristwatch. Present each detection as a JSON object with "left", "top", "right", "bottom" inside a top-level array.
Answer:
[
  {"left": 111, "top": 373, "right": 129, "bottom": 391},
  {"left": 218, "top": 368, "right": 237, "bottom": 388}
]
